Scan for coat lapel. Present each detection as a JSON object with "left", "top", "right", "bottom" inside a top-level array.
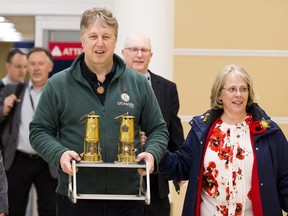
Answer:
[{"left": 150, "top": 71, "right": 161, "bottom": 101}]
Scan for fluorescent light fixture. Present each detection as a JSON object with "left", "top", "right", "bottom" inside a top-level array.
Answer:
[{"left": 0, "top": 17, "right": 22, "bottom": 42}]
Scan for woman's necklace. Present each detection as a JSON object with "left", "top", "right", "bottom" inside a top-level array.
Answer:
[{"left": 96, "top": 81, "right": 105, "bottom": 94}]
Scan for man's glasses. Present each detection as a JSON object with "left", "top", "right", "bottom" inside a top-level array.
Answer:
[
  {"left": 222, "top": 87, "right": 249, "bottom": 94},
  {"left": 125, "top": 47, "right": 151, "bottom": 55}
]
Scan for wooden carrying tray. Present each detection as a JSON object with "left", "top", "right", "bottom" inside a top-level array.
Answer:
[{"left": 68, "top": 160, "right": 150, "bottom": 205}]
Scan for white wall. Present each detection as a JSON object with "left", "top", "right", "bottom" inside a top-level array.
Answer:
[
  {"left": 0, "top": 0, "right": 174, "bottom": 80},
  {"left": 112, "top": 0, "right": 174, "bottom": 80}
]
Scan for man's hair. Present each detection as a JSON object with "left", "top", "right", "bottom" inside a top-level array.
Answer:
[
  {"left": 27, "top": 47, "right": 53, "bottom": 62},
  {"left": 6, "top": 48, "right": 26, "bottom": 63},
  {"left": 80, "top": 7, "right": 118, "bottom": 39}
]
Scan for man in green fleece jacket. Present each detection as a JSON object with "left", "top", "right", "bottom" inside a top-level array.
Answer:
[{"left": 29, "top": 7, "right": 168, "bottom": 216}]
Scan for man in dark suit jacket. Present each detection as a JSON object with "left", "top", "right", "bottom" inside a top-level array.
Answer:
[
  {"left": 0, "top": 47, "right": 57, "bottom": 216},
  {"left": 122, "top": 34, "right": 185, "bottom": 216},
  {"left": 0, "top": 48, "right": 28, "bottom": 153}
]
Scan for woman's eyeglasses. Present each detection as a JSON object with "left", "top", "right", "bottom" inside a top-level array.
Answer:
[{"left": 222, "top": 87, "right": 249, "bottom": 94}]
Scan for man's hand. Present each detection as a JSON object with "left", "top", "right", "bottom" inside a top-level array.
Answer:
[
  {"left": 2, "top": 94, "right": 20, "bottom": 116},
  {"left": 135, "top": 152, "right": 154, "bottom": 176},
  {"left": 59, "top": 150, "right": 81, "bottom": 176}
]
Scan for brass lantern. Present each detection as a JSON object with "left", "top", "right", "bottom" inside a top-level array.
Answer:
[
  {"left": 115, "top": 113, "right": 136, "bottom": 163},
  {"left": 80, "top": 111, "right": 102, "bottom": 162}
]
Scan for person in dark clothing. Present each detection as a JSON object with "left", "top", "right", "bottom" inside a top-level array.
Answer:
[
  {"left": 122, "top": 33, "right": 185, "bottom": 216},
  {"left": 0, "top": 48, "right": 27, "bottom": 153}
]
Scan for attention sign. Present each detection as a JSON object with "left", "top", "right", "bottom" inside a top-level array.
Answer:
[{"left": 49, "top": 42, "right": 83, "bottom": 60}]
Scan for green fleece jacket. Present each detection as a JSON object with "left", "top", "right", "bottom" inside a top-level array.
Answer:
[{"left": 29, "top": 53, "right": 168, "bottom": 196}]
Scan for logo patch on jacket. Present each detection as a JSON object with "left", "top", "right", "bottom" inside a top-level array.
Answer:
[{"left": 117, "top": 93, "right": 134, "bottom": 108}]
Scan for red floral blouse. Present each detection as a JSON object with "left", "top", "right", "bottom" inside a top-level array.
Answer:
[{"left": 201, "top": 116, "right": 254, "bottom": 216}]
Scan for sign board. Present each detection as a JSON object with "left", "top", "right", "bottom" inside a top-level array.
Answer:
[{"left": 49, "top": 42, "right": 83, "bottom": 60}]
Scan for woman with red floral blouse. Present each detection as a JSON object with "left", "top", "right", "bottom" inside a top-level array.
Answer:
[{"left": 159, "top": 64, "right": 288, "bottom": 216}]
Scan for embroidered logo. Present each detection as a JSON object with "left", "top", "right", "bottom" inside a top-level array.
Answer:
[
  {"left": 121, "top": 93, "right": 130, "bottom": 102},
  {"left": 117, "top": 93, "right": 134, "bottom": 108}
]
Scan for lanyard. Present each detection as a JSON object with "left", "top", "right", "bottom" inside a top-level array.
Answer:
[{"left": 29, "top": 88, "right": 35, "bottom": 112}]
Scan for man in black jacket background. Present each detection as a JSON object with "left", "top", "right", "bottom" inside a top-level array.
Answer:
[
  {"left": 0, "top": 48, "right": 27, "bottom": 154},
  {"left": 122, "top": 33, "right": 185, "bottom": 216}
]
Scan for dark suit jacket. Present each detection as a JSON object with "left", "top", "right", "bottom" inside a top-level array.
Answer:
[
  {"left": 0, "top": 80, "right": 6, "bottom": 153},
  {"left": 0, "top": 80, "right": 5, "bottom": 90},
  {"left": 0, "top": 82, "right": 58, "bottom": 178},
  {"left": 149, "top": 71, "right": 184, "bottom": 199}
]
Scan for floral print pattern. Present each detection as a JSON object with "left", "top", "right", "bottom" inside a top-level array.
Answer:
[{"left": 201, "top": 117, "right": 254, "bottom": 216}]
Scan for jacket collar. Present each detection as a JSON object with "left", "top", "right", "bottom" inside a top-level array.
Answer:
[
  {"left": 69, "top": 52, "right": 126, "bottom": 84},
  {"left": 190, "top": 103, "right": 278, "bottom": 142}
]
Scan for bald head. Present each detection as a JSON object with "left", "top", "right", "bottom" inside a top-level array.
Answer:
[{"left": 124, "top": 34, "right": 152, "bottom": 50}]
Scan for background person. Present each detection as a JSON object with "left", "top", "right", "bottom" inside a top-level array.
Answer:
[
  {"left": 29, "top": 8, "right": 168, "bottom": 216},
  {"left": 159, "top": 64, "right": 288, "bottom": 215},
  {"left": 0, "top": 47, "right": 57, "bottom": 216},
  {"left": 122, "top": 33, "right": 184, "bottom": 216},
  {"left": 0, "top": 48, "right": 27, "bottom": 152},
  {"left": 0, "top": 48, "right": 27, "bottom": 88}
]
